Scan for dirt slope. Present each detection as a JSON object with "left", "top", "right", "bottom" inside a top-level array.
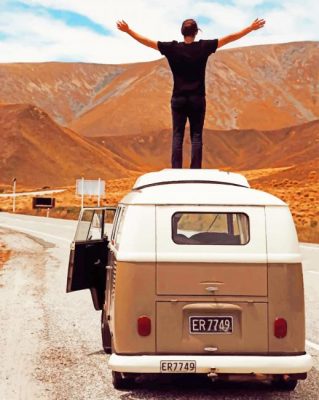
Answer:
[
  {"left": 0, "top": 104, "right": 139, "bottom": 187},
  {"left": 91, "top": 119, "right": 319, "bottom": 172}
]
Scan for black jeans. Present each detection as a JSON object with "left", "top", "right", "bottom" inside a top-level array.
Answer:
[{"left": 171, "top": 95, "right": 206, "bottom": 169}]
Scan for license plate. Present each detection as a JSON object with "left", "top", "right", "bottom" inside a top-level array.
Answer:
[
  {"left": 160, "top": 360, "right": 196, "bottom": 373},
  {"left": 189, "top": 316, "right": 233, "bottom": 334}
]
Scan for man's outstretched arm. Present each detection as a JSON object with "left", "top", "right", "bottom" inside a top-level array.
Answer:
[
  {"left": 217, "top": 18, "right": 265, "bottom": 49},
  {"left": 117, "top": 20, "right": 158, "bottom": 50}
]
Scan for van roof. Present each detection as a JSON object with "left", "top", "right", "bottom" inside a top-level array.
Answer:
[
  {"left": 133, "top": 169, "right": 250, "bottom": 189},
  {"left": 121, "top": 170, "right": 286, "bottom": 206}
]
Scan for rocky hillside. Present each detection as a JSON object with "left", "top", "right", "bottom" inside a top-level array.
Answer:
[
  {"left": 0, "top": 41, "right": 318, "bottom": 136},
  {"left": 0, "top": 63, "right": 128, "bottom": 124}
]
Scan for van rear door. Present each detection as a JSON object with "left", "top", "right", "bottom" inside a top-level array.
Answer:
[
  {"left": 67, "top": 208, "right": 115, "bottom": 310},
  {"left": 155, "top": 205, "right": 268, "bottom": 354}
]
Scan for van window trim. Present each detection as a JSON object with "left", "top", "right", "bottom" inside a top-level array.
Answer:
[
  {"left": 171, "top": 211, "right": 250, "bottom": 246},
  {"left": 114, "top": 206, "right": 126, "bottom": 248},
  {"left": 111, "top": 207, "right": 121, "bottom": 241}
]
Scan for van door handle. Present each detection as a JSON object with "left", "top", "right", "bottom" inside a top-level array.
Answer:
[
  {"left": 204, "top": 347, "right": 218, "bottom": 352},
  {"left": 205, "top": 286, "right": 219, "bottom": 292}
]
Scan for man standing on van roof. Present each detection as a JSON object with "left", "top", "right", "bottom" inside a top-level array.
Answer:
[{"left": 117, "top": 18, "right": 265, "bottom": 169}]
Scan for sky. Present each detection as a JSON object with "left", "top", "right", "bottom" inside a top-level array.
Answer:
[{"left": 0, "top": 0, "right": 318, "bottom": 64}]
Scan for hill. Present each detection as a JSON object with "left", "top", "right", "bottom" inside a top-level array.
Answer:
[
  {"left": 0, "top": 104, "right": 139, "bottom": 187},
  {"left": 0, "top": 41, "right": 318, "bottom": 136},
  {"left": 64, "top": 41, "right": 319, "bottom": 135},
  {"left": 91, "top": 119, "right": 319, "bottom": 173}
]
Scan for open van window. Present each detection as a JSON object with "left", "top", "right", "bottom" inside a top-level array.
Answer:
[
  {"left": 172, "top": 212, "right": 250, "bottom": 245},
  {"left": 74, "top": 209, "right": 105, "bottom": 242}
]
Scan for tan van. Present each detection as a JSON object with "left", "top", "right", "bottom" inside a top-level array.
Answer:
[{"left": 67, "top": 169, "right": 312, "bottom": 391}]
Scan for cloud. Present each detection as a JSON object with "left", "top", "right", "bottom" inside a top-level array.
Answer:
[{"left": 0, "top": 0, "right": 318, "bottom": 63}]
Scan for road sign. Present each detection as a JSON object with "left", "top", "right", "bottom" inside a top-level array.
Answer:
[
  {"left": 32, "top": 197, "right": 56, "bottom": 209},
  {"left": 76, "top": 178, "right": 105, "bottom": 208}
]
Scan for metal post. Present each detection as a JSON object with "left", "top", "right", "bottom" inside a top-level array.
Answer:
[
  {"left": 12, "top": 178, "right": 16, "bottom": 213},
  {"left": 81, "top": 177, "right": 84, "bottom": 210},
  {"left": 98, "top": 178, "right": 101, "bottom": 207}
]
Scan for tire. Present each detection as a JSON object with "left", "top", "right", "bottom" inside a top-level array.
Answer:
[
  {"left": 112, "top": 371, "right": 135, "bottom": 390},
  {"left": 272, "top": 377, "right": 298, "bottom": 391},
  {"left": 101, "top": 309, "right": 111, "bottom": 354}
]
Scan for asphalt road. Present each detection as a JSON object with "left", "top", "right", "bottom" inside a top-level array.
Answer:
[{"left": 0, "top": 212, "right": 318, "bottom": 400}]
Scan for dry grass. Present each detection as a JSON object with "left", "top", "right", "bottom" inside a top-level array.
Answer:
[
  {"left": 0, "top": 242, "right": 10, "bottom": 269},
  {"left": 251, "top": 170, "right": 319, "bottom": 243},
  {"left": 0, "top": 169, "right": 318, "bottom": 243}
]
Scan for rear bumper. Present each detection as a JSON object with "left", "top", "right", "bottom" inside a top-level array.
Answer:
[{"left": 108, "top": 353, "right": 313, "bottom": 374}]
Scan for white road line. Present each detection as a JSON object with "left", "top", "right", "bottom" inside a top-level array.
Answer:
[
  {"left": 0, "top": 189, "right": 66, "bottom": 197},
  {"left": 306, "top": 340, "right": 319, "bottom": 352},
  {"left": 300, "top": 244, "right": 319, "bottom": 249},
  {"left": 0, "top": 223, "right": 71, "bottom": 244}
]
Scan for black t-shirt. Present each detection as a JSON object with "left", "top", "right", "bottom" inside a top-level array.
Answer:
[{"left": 157, "top": 39, "right": 218, "bottom": 97}]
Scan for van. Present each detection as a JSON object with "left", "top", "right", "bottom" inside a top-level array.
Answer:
[{"left": 66, "top": 169, "right": 312, "bottom": 391}]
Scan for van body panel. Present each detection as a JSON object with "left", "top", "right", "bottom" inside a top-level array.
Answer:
[
  {"left": 265, "top": 207, "right": 301, "bottom": 263},
  {"left": 157, "top": 263, "right": 267, "bottom": 296},
  {"left": 156, "top": 301, "right": 268, "bottom": 354},
  {"left": 121, "top": 184, "right": 285, "bottom": 207},
  {"left": 115, "top": 205, "right": 156, "bottom": 262},
  {"left": 112, "top": 262, "right": 156, "bottom": 354},
  {"left": 268, "top": 263, "right": 305, "bottom": 353}
]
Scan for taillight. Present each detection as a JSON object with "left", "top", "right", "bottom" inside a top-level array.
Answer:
[
  {"left": 137, "top": 316, "right": 151, "bottom": 336},
  {"left": 274, "top": 318, "right": 287, "bottom": 338}
]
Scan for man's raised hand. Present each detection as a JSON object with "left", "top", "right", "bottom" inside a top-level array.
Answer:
[
  {"left": 117, "top": 20, "right": 130, "bottom": 33},
  {"left": 250, "top": 18, "right": 266, "bottom": 31}
]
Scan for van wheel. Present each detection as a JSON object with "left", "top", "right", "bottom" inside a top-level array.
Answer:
[
  {"left": 101, "top": 310, "right": 111, "bottom": 354},
  {"left": 272, "top": 377, "right": 298, "bottom": 391},
  {"left": 112, "top": 371, "right": 135, "bottom": 390}
]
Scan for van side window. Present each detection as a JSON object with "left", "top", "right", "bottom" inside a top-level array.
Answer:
[{"left": 172, "top": 212, "right": 249, "bottom": 245}]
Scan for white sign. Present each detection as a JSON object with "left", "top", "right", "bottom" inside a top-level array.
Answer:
[
  {"left": 76, "top": 178, "right": 105, "bottom": 208},
  {"left": 76, "top": 179, "right": 105, "bottom": 196}
]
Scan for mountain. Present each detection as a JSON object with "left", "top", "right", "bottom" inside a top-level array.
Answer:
[
  {"left": 0, "top": 63, "right": 128, "bottom": 125},
  {"left": 91, "top": 119, "right": 319, "bottom": 174},
  {"left": 72, "top": 41, "right": 319, "bottom": 137},
  {"left": 0, "top": 104, "right": 139, "bottom": 187},
  {"left": 1, "top": 41, "right": 318, "bottom": 136}
]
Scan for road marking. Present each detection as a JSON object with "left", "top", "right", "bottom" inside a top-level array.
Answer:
[
  {"left": 300, "top": 244, "right": 319, "bottom": 249},
  {"left": 0, "top": 189, "right": 66, "bottom": 197},
  {"left": 306, "top": 340, "right": 319, "bottom": 352},
  {"left": 0, "top": 223, "right": 71, "bottom": 243},
  {"left": 307, "top": 271, "right": 319, "bottom": 275}
]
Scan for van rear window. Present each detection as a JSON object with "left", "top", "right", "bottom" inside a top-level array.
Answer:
[{"left": 172, "top": 213, "right": 249, "bottom": 245}]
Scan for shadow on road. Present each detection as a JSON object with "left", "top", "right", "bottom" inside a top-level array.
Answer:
[
  {"left": 119, "top": 375, "right": 275, "bottom": 399},
  {"left": 116, "top": 370, "right": 319, "bottom": 400}
]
